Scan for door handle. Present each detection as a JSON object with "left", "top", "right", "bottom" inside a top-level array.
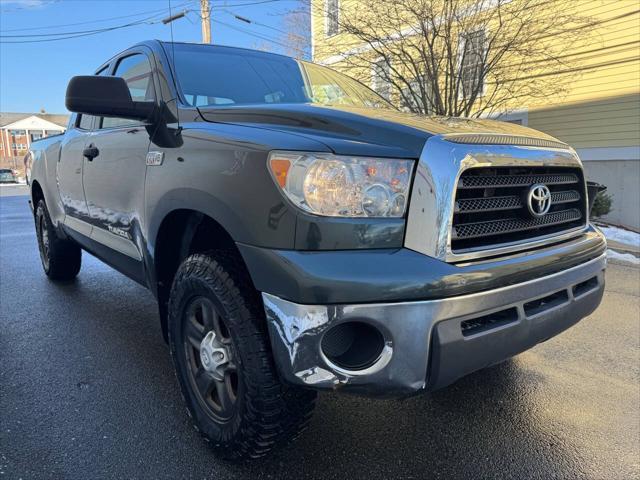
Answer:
[{"left": 83, "top": 144, "right": 99, "bottom": 161}]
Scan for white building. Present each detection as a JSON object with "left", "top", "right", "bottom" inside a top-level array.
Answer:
[{"left": 0, "top": 113, "right": 68, "bottom": 172}]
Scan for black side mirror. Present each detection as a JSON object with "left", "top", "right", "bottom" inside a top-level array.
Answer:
[{"left": 65, "top": 75, "right": 155, "bottom": 121}]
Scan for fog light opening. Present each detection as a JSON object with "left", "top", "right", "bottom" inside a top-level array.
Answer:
[{"left": 321, "top": 322, "right": 385, "bottom": 371}]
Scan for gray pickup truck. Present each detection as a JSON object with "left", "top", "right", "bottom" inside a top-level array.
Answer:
[{"left": 29, "top": 40, "right": 606, "bottom": 459}]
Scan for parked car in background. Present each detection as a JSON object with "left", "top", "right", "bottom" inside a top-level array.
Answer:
[
  {"left": 0, "top": 169, "right": 18, "bottom": 183},
  {"left": 27, "top": 41, "right": 607, "bottom": 460}
]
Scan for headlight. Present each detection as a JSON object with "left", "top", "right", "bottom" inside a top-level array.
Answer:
[{"left": 268, "top": 152, "right": 414, "bottom": 218}]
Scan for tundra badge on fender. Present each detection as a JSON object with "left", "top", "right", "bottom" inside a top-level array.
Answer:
[
  {"left": 107, "top": 225, "right": 131, "bottom": 240},
  {"left": 146, "top": 151, "right": 164, "bottom": 166}
]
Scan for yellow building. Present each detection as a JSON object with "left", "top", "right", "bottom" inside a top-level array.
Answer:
[{"left": 311, "top": 0, "right": 640, "bottom": 230}]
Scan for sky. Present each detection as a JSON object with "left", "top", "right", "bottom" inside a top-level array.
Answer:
[{"left": 0, "top": 0, "right": 306, "bottom": 113}]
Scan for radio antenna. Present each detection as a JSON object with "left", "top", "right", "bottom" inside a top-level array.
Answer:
[{"left": 167, "top": 0, "right": 181, "bottom": 130}]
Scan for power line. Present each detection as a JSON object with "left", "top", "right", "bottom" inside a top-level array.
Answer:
[
  {"left": 190, "top": 4, "right": 307, "bottom": 54},
  {"left": 0, "top": 16, "right": 168, "bottom": 38},
  {"left": 213, "top": 18, "right": 305, "bottom": 54},
  {"left": 0, "top": 0, "right": 305, "bottom": 51},
  {"left": 0, "top": 14, "right": 167, "bottom": 43},
  {"left": 0, "top": 0, "right": 196, "bottom": 33},
  {"left": 222, "top": 8, "right": 306, "bottom": 40},
  {"left": 210, "top": 0, "right": 295, "bottom": 7}
]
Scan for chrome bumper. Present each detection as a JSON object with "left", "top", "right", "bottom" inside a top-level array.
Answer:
[{"left": 262, "top": 253, "right": 606, "bottom": 398}]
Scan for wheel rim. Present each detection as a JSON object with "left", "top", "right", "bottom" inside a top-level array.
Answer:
[
  {"left": 37, "top": 211, "right": 50, "bottom": 270},
  {"left": 182, "top": 296, "right": 239, "bottom": 422}
]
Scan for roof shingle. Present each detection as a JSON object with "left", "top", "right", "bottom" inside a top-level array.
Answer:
[{"left": 0, "top": 112, "right": 69, "bottom": 128}]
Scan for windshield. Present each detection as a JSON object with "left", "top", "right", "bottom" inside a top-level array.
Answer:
[{"left": 165, "top": 43, "right": 392, "bottom": 110}]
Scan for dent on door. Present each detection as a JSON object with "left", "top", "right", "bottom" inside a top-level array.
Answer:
[{"left": 82, "top": 127, "right": 150, "bottom": 262}]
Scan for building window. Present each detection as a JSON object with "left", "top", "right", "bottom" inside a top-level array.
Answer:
[
  {"left": 10, "top": 129, "right": 26, "bottom": 137},
  {"left": 44, "top": 130, "right": 61, "bottom": 137},
  {"left": 325, "top": 0, "right": 339, "bottom": 37},
  {"left": 30, "top": 132, "right": 43, "bottom": 142},
  {"left": 372, "top": 58, "right": 391, "bottom": 101},
  {"left": 460, "top": 30, "right": 485, "bottom": 97},
  {"left": 401, "top": 76, "right": 433, "bottom": 114}
]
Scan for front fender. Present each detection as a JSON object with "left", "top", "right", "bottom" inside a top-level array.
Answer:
[
  {"left": 146, "top": 187, "right": 257, "bottom": 254},
  {"left": 143, "top": 123, "right": 337, "bottom": 253}
]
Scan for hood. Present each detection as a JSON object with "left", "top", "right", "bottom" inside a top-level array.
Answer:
[{"left": 198, "top": 104, "right": 564, "bottom": 158}]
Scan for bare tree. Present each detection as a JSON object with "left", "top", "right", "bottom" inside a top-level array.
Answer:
[
  {"left": 250, "top": 41, "right": 274, "bottom": 53},
  {"left": 281, "top": 0, "right": 312, "bottom": 60},
  {"left": 314, "top": 0, "right": 593, "bottom": 117}
]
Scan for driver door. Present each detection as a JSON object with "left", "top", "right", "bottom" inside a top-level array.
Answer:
[
  {"left": 57, "top": 65, "right": 109, "bottom": 236},
  {"left": 81, "top": 49, "right": 156, "bottom": 282}
]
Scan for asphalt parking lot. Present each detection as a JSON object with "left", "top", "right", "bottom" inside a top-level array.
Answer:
[{"left": 1, "top": 187, "right": 639, "bottom": 480}]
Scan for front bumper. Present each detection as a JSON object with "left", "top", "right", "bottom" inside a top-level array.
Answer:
[{"left": 262, "top": 253, "right": 606, "bottom": 398}]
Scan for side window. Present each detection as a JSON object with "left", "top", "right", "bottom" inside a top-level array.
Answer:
[
  {"left": 77, "top": 65, "right": 109, "bottom": 131},
  {"left": 102, "top": 53, "right": 155, "bottom": 129},
  {"left": 78, "top": 114, "right": 94, "bottom": 130}
]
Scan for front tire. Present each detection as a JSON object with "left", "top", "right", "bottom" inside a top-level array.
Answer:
[
  {"left": 167, "top": 252, "right": 316, "bottom": 460},
  {"left": 35, "top": 199, "right": 81, "bottom": 281}
]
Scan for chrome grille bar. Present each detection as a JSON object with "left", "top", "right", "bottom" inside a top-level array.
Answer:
[
  {"left": 455, "top": 190, "right": 581, "bottom": 214},
  {"left": 458, "top": 173, "right": 579, "bottom": 189},
  {"left": 453, "top": 208, "right": 583, "bottom": 240}
]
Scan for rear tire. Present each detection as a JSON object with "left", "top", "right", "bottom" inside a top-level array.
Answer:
[
  {"left": 35, "top": 199, "right": 81, "bottom": 281},
  {"left": 168, "top": 251, "right": 316, "bottom": 460}
]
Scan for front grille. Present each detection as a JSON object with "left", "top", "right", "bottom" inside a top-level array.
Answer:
[{"left": 451, "top": 167, "right": 586, "bottom": 253}]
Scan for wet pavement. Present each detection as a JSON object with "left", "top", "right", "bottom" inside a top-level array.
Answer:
[{"left": 1, "top": 192, "right": 639, "bottom": 479}]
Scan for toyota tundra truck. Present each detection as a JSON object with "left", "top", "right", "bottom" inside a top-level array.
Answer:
[{"left": 29, "top": 41, "right": 606, "bottom": 460}]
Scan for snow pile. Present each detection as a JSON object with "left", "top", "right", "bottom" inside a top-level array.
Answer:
[
  {"left": 599, "top": 225, "right": 640, "bottom": 248},
  {"left": 607, "top": 249, "right": 640, "bottom": 266}
]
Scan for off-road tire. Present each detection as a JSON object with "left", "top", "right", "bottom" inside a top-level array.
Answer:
[
  {"left": 35, "top": 199, "right": 81, "bottom": 281},
  {"left": 167, "top": 251, "right": 317, "bottom": 460}
]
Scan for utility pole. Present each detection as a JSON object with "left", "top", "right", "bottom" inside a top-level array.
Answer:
[{"left": 200, "top": 0, "right": 211, "bottom": 43}]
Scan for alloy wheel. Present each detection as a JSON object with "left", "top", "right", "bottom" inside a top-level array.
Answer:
[{"left": 183, "top": 296, "right": 239, "bottom": 422}]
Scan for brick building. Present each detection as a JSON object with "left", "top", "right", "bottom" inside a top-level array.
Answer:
[{"left": 0, "top": 112, "right": 69, "bottom": 176}]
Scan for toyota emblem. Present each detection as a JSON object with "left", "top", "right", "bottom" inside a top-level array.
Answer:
[{"left": 527, "top": 184, "right": 552, "bottom": 217}]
